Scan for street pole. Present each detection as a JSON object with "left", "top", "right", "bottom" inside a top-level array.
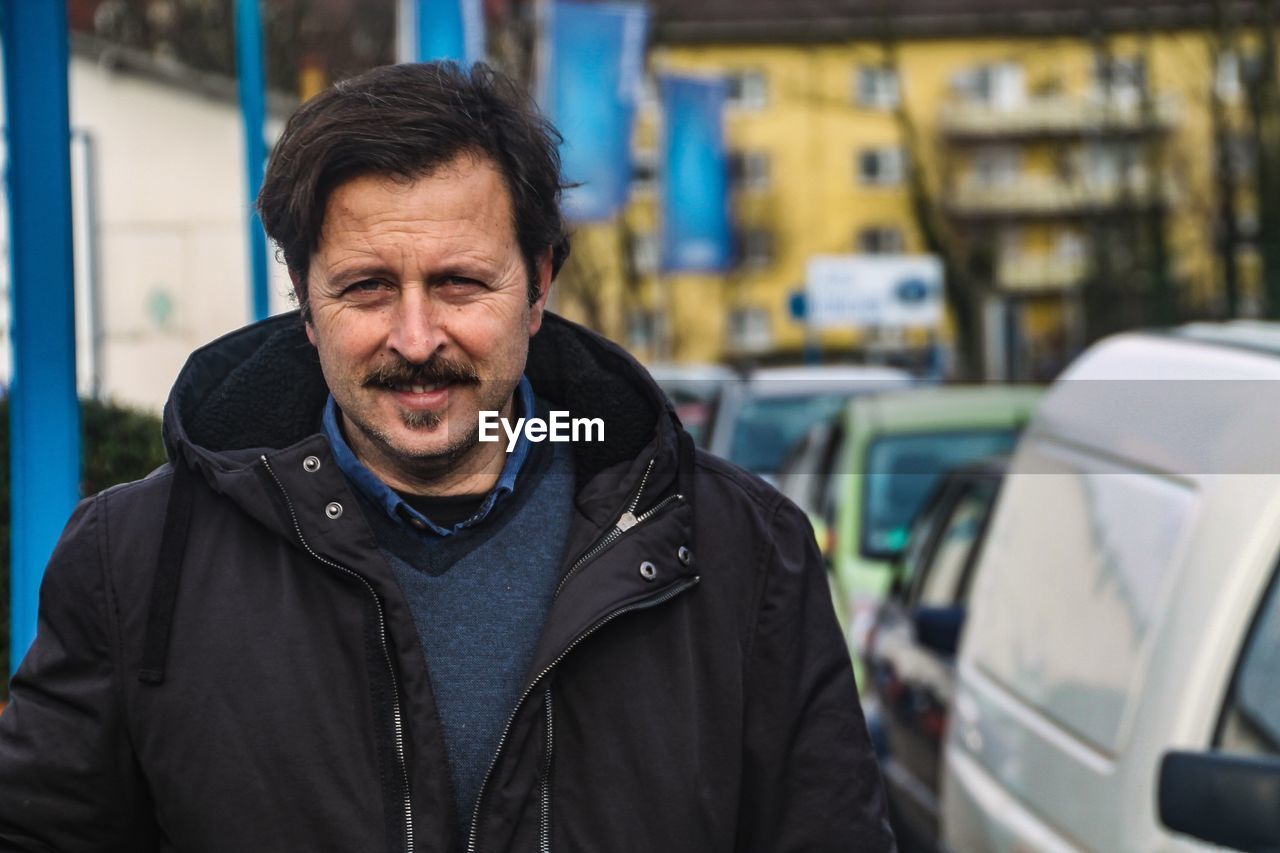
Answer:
[
  {"left": 2, "top": 0, "right": 82, "bottom": 673},
  {"left": 235, "top": 0, "right": 270, "bottom": 321},
  {"left": 399, "top": 0, "right": 476, "bottom": 63}
]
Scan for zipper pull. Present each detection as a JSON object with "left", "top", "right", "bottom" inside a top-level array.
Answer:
[{"left": 617, "top": 511, "right": 639, "bottom": 532}]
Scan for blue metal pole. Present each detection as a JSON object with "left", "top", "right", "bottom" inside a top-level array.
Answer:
[
  {"left": 2, "top": 0, "right": 82, "bottom": 673},
  {"left": 235, "top": 0, "right": 270, "bottom": 321},
  {"left": 416, "top": 0, "right": 472, "bottom": 62}
]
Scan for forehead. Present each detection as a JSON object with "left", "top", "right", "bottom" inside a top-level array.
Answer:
[{"left": 317, "top": 153, "right": 517, "bottom": 253}]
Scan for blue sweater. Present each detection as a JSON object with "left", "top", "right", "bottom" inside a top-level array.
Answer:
[{"left": 325, "top": 392, "right": 575, "bottom": 826}]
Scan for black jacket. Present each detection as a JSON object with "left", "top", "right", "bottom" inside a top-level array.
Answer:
[{"left": 0, "top": 311, "right": 894, "bottom": 852}]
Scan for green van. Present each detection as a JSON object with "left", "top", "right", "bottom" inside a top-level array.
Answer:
[{"left": 782, "top": 386, "right": 1042, "bottom": 647}]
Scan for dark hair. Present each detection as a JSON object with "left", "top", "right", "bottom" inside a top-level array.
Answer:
[{"left": 258, "top": 61, "right": 571, "bottom": 318}]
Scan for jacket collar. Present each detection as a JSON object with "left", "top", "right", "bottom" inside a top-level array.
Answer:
[{"left": 161, "top": 310, "right": 686, "bottom": 536}]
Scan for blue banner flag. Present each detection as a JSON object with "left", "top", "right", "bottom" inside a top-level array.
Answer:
[
  {"left": 406, "top": 0, "right": 484, "bottom": 63},
  {"left": 660, "top": 75, "right": 733, "bottom": 273},
  {"left": 542, "top": 0, "right": 648, "bottom": 223}
]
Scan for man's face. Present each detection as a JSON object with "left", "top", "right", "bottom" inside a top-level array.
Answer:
[{"left": 304, "top": 153, "right": 552, "bottom": 492}]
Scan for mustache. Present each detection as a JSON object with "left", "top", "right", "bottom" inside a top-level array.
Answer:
[{"left": 362, "top": 355, "right": 481, "bottom": 389}]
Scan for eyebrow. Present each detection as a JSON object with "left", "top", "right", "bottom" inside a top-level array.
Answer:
[
  {"left": 321, "top": 260, "right": 396, "bottom": 285},
  {"left": 322, "top": 260, "right": 499, "bottom": 287}
]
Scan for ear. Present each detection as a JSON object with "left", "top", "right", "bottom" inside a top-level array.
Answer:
[
  {"left": 528, "top": 250, "right": 555, "bottom": 337},
  {"left": 290, "top": 269, "right": 318, "bottom": 346}
]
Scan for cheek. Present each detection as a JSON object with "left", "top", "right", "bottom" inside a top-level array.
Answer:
[{"left": 450, "top": 309, "right": 525, "bottom": 356}]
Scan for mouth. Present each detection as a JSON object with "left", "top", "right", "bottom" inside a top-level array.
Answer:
[
  {"left": 386, "top": 382, "right": 448, "bottom": 395},
  {"left": 363, "top": 355, "right": 480, "bottom": 416},
  {"left": 381, "top": 381, "right": 453, "bottom": 411}
]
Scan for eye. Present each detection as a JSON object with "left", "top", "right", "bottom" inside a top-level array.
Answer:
[
  {"left": 441, "top": 276, "right": 486, "bottom": 291},
  {"left": 344, "top": 279, "right": 390, "bottom": 295}
]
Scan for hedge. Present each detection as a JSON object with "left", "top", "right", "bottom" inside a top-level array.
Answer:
[{"left": 0, "top": 399, "right": 167, "bottom": 686}]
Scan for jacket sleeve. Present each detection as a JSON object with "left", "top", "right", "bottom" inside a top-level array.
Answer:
[
  {"left": 737, "top": 496, "right": 896, "bottom": 852},
  {"left": 0, "top": 494, "right": 157, "bottom": 851}
]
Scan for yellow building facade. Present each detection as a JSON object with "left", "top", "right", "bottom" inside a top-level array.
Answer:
[{"left": 551, "top": 15, "right": 1258, "bottom": 379}]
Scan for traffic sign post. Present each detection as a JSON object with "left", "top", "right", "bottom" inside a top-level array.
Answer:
[{"left": 2, "top": 0, "right": 83, "bottom": 673}]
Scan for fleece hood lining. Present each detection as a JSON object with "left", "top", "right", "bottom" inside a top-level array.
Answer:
[{"left": 165, "top": 311, "right": 669, "bottom": 488}]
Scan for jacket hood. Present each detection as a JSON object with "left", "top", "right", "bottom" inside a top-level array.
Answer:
[{"left": 163, "top": 310, "right": 682, "bottom": 505}]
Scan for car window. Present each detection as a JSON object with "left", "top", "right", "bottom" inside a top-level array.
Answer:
[
  {"left": 776, "top": 420, "right": 837, "bottom": 515},
  {"left": 1216, "top": 568, "right": 1280, "bottom": 757},
  {"left": 861, "top": 429, "right": 1017, "bottom": 557},
  {"left": 912, "top": 480, "right": 998, "bottom": 608},
  {"left": 729, "top": 393, "right": 851, "bottom": 474},
  {"left": 815, "top": 420, "right": 846, "bottom": 520},
  {"left": 964, "top": 441, "right": 1196, "bottom": 754},
  {"left": 896, "top": 480, "right": 960, "bottom": 595}
]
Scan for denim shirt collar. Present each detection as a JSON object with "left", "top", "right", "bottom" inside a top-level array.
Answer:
[{"left": 322, "top": 376, "right": 536, "bottom": 536}]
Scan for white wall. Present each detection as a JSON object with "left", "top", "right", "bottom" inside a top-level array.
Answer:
[{"left": 0, "top": 54, "right": 293, "bottom": 413}]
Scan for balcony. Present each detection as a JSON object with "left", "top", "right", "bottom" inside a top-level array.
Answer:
[
  {"left": 947, "top": 175, "right": 1175, "bottom": 221},
  {"left": 939, "top": 94, "right": 1181, "bottom": 141},
  {"left": 997, "top": 253, "right": 1088, "bottom": 293}
]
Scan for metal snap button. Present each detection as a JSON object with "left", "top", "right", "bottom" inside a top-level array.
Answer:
[
  {"left": 303, "top": 455, "right": 321, "bottom": 472},
  {"left": 677, "top": 546, "right": 691, "bottom": 565},
  {"left": 639, "top": 561, "right": 657, "bottom": 581},
  {"left": 409, "top": 517, "right": 427, "bottom": 531},
  {"left": 325, "top": 502, "right": 343, "bottom": 520}
]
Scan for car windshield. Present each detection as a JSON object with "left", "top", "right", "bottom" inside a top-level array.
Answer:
[
  {"left": 862, "top": 430, "right": 1017, "bottom": 557},
  {"left": 729, "top": 393, "right": 852, "bottom": 474}
]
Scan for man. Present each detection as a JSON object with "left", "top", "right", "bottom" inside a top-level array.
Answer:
[{"left": 0, "top": 62, "right": 893, "bottom": 851}]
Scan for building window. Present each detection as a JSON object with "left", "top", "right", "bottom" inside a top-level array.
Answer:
[
  {"left": 729, "top": 150, "right": 770, "bottom": 191},
  {"left": 1094, "top": 54, "right": 1146, "bottom": 106},
  {"left": 1057, "top": 230, "right": 1088, "bottom": 263},
  {"left": 970, "top": 146, "right": 1022, "bottom": 189},
  {"left": 627, "top": 309, "right": 666, "bottom": 351},
  {"left": 1082, "top": 140, "right": 1145, "bottom": 190},
  {"left": 1216, "top": 52, "right": 1243, "bottom": 101},
  {"left": 728, "top": 307, "right": 773, "bottom": 352},
  {"left": 632, "top": 148, "right": 657, "bottom": 194},
  {"left": 1227, "top": 134, "right": 1257, "bottom": 181},
  {"left": 857, "top": 226, "right": 905, "bottom": 255},
  {"left": 629, "top": 230, "right": 659, "bottom": 277},
  {"left": 855, "top": 65, "right": 900, "bottom": 109},
  {"left": 726, "top": 70, "right": 767, "bottom": 110},
  {"left": 857, "top": 147, "right": 907, "bottom": 186},
  {"left": 737, "top": 228, "right": 774, "bottom": 270},
  {"left": 953, "top": 62, "right": 1025, "bottom": 109}
]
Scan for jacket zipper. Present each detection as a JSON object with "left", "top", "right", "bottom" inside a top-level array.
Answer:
[
  {"left": 539, "top": 686, "right": 554, "bottom": 853},
  {"left": 466, "top": 574, "right": 700, "bottom": 853},
  {"left": 260, "top": 456, "right": 414, "bottom": 853},
  {"left": 527, "top": 458, "right": 684, "bottom": 853},
  {"left": 554, "top": 458, "right": 684, "bottom": 599}
]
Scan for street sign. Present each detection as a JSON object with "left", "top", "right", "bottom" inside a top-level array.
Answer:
[{"left": 805, "top": 254, "right": 944, "bottom": 330}]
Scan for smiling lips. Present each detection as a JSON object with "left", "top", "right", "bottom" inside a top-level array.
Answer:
[{"left": 387, "top": 383, "right": 450, "bottom": 409}]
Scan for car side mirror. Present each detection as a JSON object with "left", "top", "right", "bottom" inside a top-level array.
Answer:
[
  {"left": 1158, "top": 750, "right": 1280, "bottom": 850},
  {"left": 911, "top": 605, "right": 965, "bottom": 657}
]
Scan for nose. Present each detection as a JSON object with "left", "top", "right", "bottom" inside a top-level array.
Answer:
[{"left": 386, "top": 285, "right": 446, "bottom": 364}]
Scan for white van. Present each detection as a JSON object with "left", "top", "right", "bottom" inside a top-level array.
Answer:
[{"left": 942, "top": 329, "right": 1280, "bottom": 852}]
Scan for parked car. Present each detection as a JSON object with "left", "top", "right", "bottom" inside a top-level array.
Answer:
[
  {"left": 704, "top": 364, "right": 913, "bottom": 481},
  {"left": 774, "top": 414, "right": 845, "bottom": 556},
  {"left": 647, "top": 363, "right": 737, "bottom": 447},
  {"left": 863, "top": 456, "right": 1008, "bottom": 853},
  {"left": 825, "top": 386, "right": 1042, "bottom": 648},
  {"left": 943, "top": 328, "right": 1280, "bottom": 852}
]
